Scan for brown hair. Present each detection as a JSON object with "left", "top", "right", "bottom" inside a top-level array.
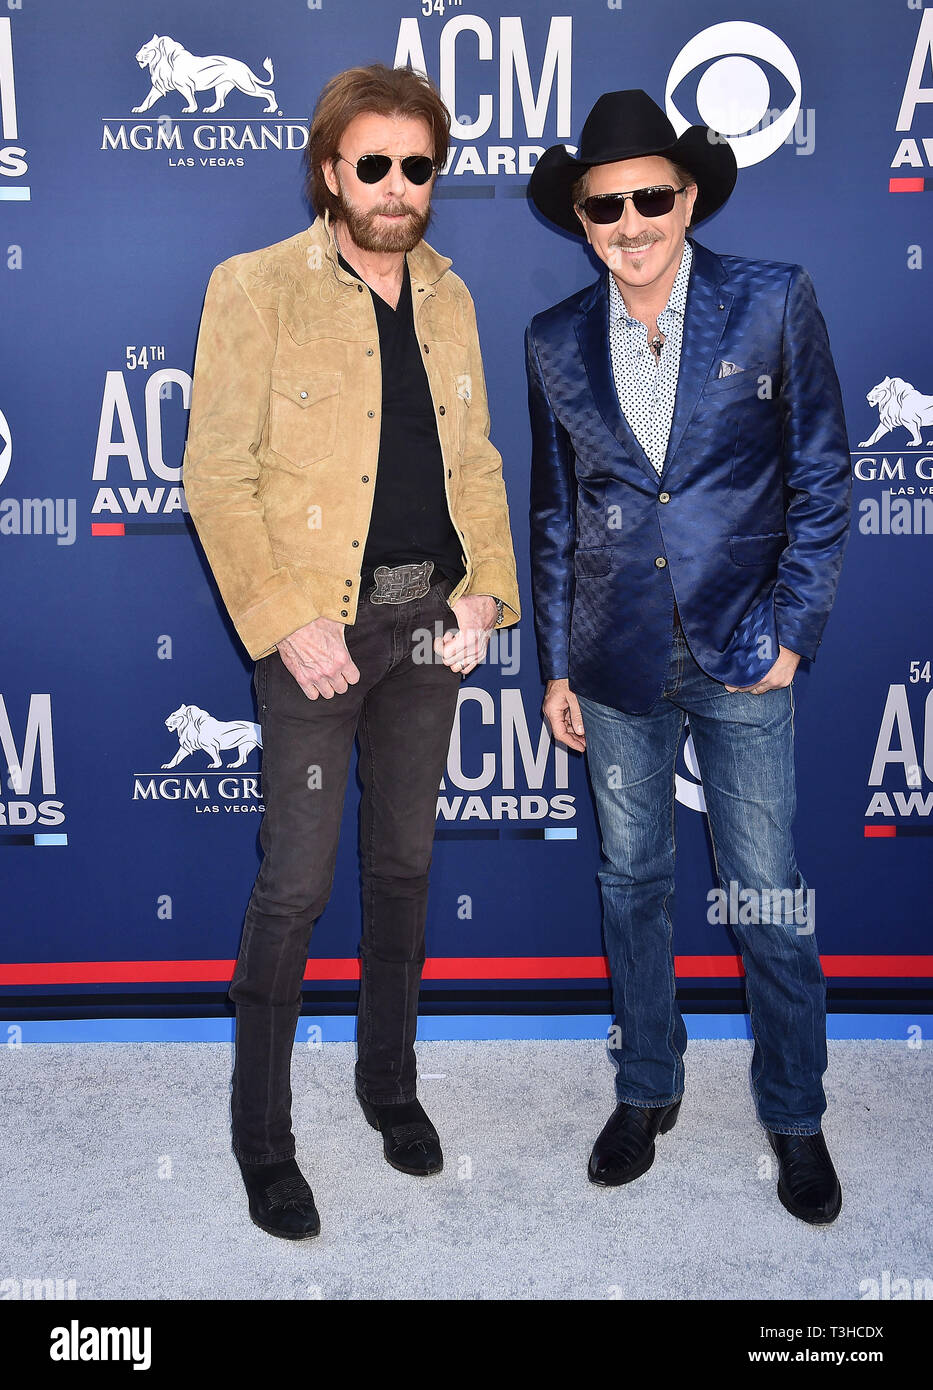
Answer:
[
  {"left": 304, "top": 63, "right": 451, "bottom": 215},
  {"left": 571, "top": 157, "right": 696, "bottom": 209}
]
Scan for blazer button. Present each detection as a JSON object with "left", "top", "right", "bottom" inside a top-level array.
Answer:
[
  {"left": 344, "top": 580, "right": 352, "bottom": 586},
  {"left": 447, "top": 468, "right": 452, "bottom": 477},
  {"left": 367, "top": 410, "right": 375, "bottom": 418},
  {"left": 655, "top": 556, "right": 667, "bottom": 568},
  {"left": 352, "top": 540, "right": 360, "bottom": 546},
  {"left": 342, "top": 595, "right": 350, "bottom": 602},
  {"left": 361, "top": 475, "right": 369, "bottom": 483},
  {"left": 357, "top": 284, "right": 364, "bottom": 292},
  {"left": 438, "top": 405, "right": 446, "bottom": 415},
  {"left": 341, "top": 609, "right": 348, "bottom": 617},
  {"left": 299, "top": 390, "right": 308, "bottom": 399},
  {"left": 658, "top": 491, "right": 670, "bottom": 503},
  {"left": 366, "top": 348, "right": 374, "bottom": 356},
  {"left": 423, "top": 343, "right": 430, "bottom": 353}
]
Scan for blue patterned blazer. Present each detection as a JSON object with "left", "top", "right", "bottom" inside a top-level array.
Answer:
[{"left": 526, "top": 236, "right": 852, "bottom": 714}]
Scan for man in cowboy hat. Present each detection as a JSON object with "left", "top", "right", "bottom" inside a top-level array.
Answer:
[{"left": 525, "top": 90, "right": 850, "bottom": 1223}]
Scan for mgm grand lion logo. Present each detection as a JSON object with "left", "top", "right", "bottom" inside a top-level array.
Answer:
[
  {"left": 859, "top": 377, "right": 933, "bottom": 450},
  {"left": 132, "top": 34, "right": 278, "bottom": 114},
  {"left": 161, "top": 705, "right": 262, "bottom": 770}
]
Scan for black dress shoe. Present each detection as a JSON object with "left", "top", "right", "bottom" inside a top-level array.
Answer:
[
  {"left": 237, "top": 1156, "right": 321, "bottom": 1239},
  {"left": 766, "top": 1129, "right": 842, "bottom": 1224},
  {"left": 357, "top": 1096, "right": 443, "bottom": 1176},
  {"left": 587, "top": 1098, "right": 681, "bottom": 1186}
]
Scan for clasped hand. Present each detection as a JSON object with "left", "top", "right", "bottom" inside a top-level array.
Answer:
[{"left": 276, "top": 594, "right": 499, "bottom": 699}]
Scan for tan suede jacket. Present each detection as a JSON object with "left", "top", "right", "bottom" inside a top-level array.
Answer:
[{"left": 182, "top": 210, "right": 520, "bottom": 659}]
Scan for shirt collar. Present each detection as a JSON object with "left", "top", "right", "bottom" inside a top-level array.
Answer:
[{"left": 609, "top": 238, "right": 693, "bottom": 326}]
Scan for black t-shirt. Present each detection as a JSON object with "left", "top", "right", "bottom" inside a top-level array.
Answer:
[{"left": 337, "top": 248, "right": 466, "bottom": 590}]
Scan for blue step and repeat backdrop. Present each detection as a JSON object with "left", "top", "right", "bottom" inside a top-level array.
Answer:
[{"left": 1, "top": 1, "right": 931, "bottom": 1039}]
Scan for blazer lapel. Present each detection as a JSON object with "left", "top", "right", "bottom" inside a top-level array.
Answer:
[
  {"left": 574, "top": 276, "right": 660, "bottom": 486},
  {"left": 661, "top": 238, "right": 733, "bottom": 476}
]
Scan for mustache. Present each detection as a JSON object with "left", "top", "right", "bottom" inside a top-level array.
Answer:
[
  {"left": 368, "top": 202, "right": 418, "bottom": 218},
  {"left": 608, "top": 235, "right": 661, "bottom": 250}
]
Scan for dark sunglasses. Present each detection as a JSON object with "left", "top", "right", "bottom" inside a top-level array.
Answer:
[
  {"left": 578, "top": 184, "right": 689, "bottom": 224},
  {"left": 337, "top": 152, "right": 437, "bottom": 186}
]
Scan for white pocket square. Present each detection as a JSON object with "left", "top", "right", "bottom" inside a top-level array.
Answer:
[{"left": 717, "top": 360, "right": 744, "bottom": 378}]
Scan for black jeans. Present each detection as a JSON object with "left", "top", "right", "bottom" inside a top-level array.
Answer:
[{"left": 229, "top": 575, "right": 461, "bottom": 1163}]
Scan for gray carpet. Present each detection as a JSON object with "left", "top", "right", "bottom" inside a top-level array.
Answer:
[{"left": 1, "top": 1040, "right": 928, "bottom": 1300}]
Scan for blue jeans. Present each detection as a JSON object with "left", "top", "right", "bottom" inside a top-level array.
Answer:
[{"left": 576, "top": 625, "right": 827, "bottom": 1135}]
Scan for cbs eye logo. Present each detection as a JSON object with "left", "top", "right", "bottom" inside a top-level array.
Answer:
[
  {"left": 675, "top": 725, "right": 707, "bottom": 815},
  {"left": 666, "top": 21, "right": 802, "bottom": 168}
]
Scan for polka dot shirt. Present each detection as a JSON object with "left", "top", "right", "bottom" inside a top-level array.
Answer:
[{"left": 608, "top": 239, "right": 693, "bottom": 476}]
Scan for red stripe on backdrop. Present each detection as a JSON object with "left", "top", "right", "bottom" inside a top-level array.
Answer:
[
  {"left": 91, "top": 522, "right": 125, "bottom": 536},
  {"left": 889, "top": 177, "right": 925, "bottom": 192},
  {"left": 865, "top": 825, "right": 897, "bottom": 837},
  {"left": 1, "top": 956, "right": 931, "bottom": 985}
]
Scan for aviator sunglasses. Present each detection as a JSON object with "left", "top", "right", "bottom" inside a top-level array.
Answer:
[
  {"left": 337, "top": 152, "right": 437, "bottom": 185},
  {"left": 578, "top": 183, "right": 689, "bottom": 224}
]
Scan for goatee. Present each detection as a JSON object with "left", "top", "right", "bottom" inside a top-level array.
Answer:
[{"left": 335, "top": 190, "right": 432, "bottom": 253}]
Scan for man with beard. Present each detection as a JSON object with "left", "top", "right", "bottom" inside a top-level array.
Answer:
[{"left": 183, "top": 63, "right": 519, "bottom": 1239}]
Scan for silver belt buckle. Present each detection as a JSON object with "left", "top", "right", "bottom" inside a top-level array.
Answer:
[{"left": 369, "top": 559, "right": 435, "bottom": 604}]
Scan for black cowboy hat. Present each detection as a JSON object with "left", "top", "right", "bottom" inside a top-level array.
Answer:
[{"left": 528, "top": 89, "right": 737, "bottom": 237}]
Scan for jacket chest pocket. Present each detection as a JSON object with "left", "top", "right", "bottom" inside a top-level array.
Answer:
[
  {"left": 700, "top": 362, "right": 773, "bottom": 402},
  {"left": 269, "top": 370, "right": 341, "bottom": 467}
]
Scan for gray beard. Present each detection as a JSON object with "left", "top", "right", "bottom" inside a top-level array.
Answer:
[{"left": 335, "top": 190, "right": 432, "bottom": 253}]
